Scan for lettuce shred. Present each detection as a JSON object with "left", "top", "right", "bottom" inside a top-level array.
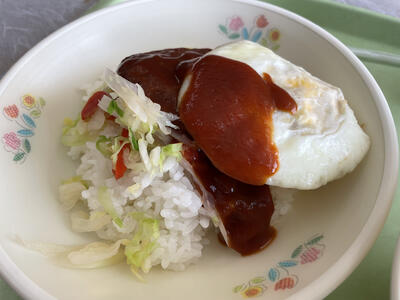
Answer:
[
  {"left": 124, "top": 213, "right": 160, "bottom": 278},
  {"left": 103, "top": 69, "right": 178, "bottom": 143},
  {"left": 97, "top": 186, "right": 123, "bottom": 227},
  {"left": 59, "top": 176, "right": 88, "bottom": 210},
  {"left": 70, "top": 210, "right": 112, "bottom": 232},
  {"left": 61, "top": 117, "right": 93, "bottom": 147},
  {"left": 160, "top": 143, "right": 182, "bottom": 168}
]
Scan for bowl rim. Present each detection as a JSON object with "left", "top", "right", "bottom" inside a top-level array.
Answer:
[{"left": 0, "top": 0, "right": 398, "bottom": 299}]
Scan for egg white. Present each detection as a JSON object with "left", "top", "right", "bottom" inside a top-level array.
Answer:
[{"left": 178, "top": 40, "right": 370, "bottom": 190}]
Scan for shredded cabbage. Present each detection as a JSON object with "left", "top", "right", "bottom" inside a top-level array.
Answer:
[
  {"left": 61, "top": 175, "right": 89, "bottom": 188},
  {"left": 138, "top": 138, "right": 151, "bottom": 171},
  {"left": 124, "top": 213, "right": 160, "bottom": 276},
  {"left": 160, "top": 143, "right": 182, "bottom": 168},
  {"left": 95, "top": 135, "right": 113, "bottom": 157},
  {"left": 110, "top": 138, "right": 130, "bottom": 166},
  {"left": 17, "top": 236, "right": 126, "bottom": 269},
  {"left": 68, "top": 240, "right": 127, "bottom": 267},
  {"left": 128, "top": 128, "right": 139, "bottom": 151},
  {"left": 97, "top": 186, "right": 123, "bottom": 227},
  {"left": 96, "top": 135, "right": 132, "bottom": 166},
  {"left": 59, "top": 177, "right": 88, "bottom": 210},
  {"left": 134, "top": 141, "right": 183, "bottom": 174},
  {"left": 70, "top": 210, "right": 112, "bottom": 232},
  {"left": 123, "top": 151, "right": 143, "bottom": 172},
  {"left": 149, "top": 146, "right": 161, "bottom": 167},
  {"left": 62, "top": 117, "right": 79, "bottom": 133},
  {"left": 107, "top": 99, "right": 124, "bottom": 117},
  {"left": 61, "top": 117, "right": 95, "bottom": 147},
  {"left": 97, "top": 94, "right": 113, "bottom": 112},
  {"left": 16, "top": 236, "right": 77, "bottom": 256},
  {"left": 103, "top": 69, "right": 178, "bottom": 141}
]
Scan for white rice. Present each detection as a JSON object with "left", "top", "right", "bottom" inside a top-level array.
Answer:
[
  {"left": 64, "top": 80, "right": 293, "bottom": 272},
  {"left": 70, "top": 135, "right": 211, "bottom": 271}
]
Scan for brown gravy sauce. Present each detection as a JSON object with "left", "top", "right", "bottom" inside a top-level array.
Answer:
[
  {"left": 179, "top": 55, "right": 297, "bottom": 185},
  {"left": 117, "top": 48, "right": 296, "bottom": 255},
  {"left": 183, "top": 145, "right": 276, "bottom": 256},
  {"left": 117, "top": 48, "right": 210, "bottom": 113}
]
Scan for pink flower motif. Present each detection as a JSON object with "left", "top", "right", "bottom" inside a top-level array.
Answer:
[
  {"left": 229, "top": 16, "right": 244, "bottom": 31},
  {"left": 256, "top": 15, "right": 269, "bottom": 28},
  {"left": 3, "top": 105, "right": 19, "bottom": 119},
  {"left": 300, "top": 247, "right": 321, "bottom": 264},
  {"left": 2, "top": 132, "right": 21, "bottom": 151},
  {"left": 274, "top": 276, "right": 296, "bottom": 291}
]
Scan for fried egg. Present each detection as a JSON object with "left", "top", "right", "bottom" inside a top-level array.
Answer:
[{"left": 179, "top": 40, "right": 370, "bottom": 190}]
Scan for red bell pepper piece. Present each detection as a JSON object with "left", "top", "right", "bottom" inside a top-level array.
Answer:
[
  {"left": 113, "top": 144, "right": 129, "bottom": 180},
  {"left": 81, "top": 91, "right": 109, "bottom": 121},
  {"left": 105, "top": 113, "right": 116, "bottom": 121},
  {"left": 112, "top": 128, "right": 130, "bottom": 179},
  {"left": 121, "top": 128, "right": 129, "bottom": 138}
]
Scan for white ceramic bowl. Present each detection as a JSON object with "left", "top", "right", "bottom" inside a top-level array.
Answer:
[{"left": 0, "top": 0, "right": 398, "bottom": 299}]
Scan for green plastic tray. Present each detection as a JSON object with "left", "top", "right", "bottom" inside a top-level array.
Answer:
[{"left": 1, "top": 0, "right": 399, "bottom": 299}]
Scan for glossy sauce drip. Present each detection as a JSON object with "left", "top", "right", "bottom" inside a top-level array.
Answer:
[
  {"left": 179, "top": 55, "right": 297, "bottom": 185},
  {"left": 263, "top": 73, "right": 297, "bottom": 113},
  {"left": 117, "top": 48, "right": 210, "bottom": 113},
  {"left": 183, "top": 145, "right": 276, "bottom": 256}
]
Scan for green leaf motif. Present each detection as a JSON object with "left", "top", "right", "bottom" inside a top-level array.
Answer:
[
  {"left": 39, "top": 97, "right": 46, "bottom": 107},
  {"left": 219, "top": 24, "right": 228, "bottom": 35},
  {"left": 271, "top": 44, "right": 280, "bottom": 51},
  {"left": 260, "top": 38, "right": 268, "bottom": 47},
  {"left": 250, "top": 276, "right": 265, "bottom": 284},
  {"left": 291, "top": 245, "right": 303, "bottom": 258},
  {"left": 23, "top": 139, "right": 31, "bottom": 153},
  {"left": 30, "top": 109, "right": 41, "bottom": 119},
  {"left": 13, "top": 152, "right": 25, "bottom": 162},
  {"left": 233, "top": 284, "right": 245, "bottom": 293},
  {"left": 306, "top": 234, "right": 324, "bottom": 246},
  {"left": 228, "top": 33, "right": 240, "bottom": 39}
]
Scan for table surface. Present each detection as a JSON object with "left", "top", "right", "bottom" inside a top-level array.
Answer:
[{"left": 0, "top": 0, "right": 399, "bottom": 299}]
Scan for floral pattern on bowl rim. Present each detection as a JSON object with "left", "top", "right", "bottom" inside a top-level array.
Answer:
[
  {"left": 219, "top": 15, "right": 281, "bottom": 51},
  {"left": 233, "top": 234, "right": 325, "bottom": 298},
  {"left": 2, "top": 94, "right": 45, "bottom": 163}
]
